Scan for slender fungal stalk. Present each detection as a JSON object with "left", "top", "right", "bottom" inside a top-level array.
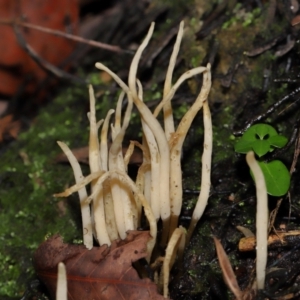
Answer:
[
  {"left": 57, "top": 141, "right": 93, "bottom": 249},
  {"left": 100, "top": 109, "right": 115, "bottom": 171},
  {"left": 123, "top": 141, "right": 135, "bottom": 170},
  {"left": 54, "top": 171, "right": 103, "bottom": 197},
  {"left": 100, "top": 109, "right": 119, "bottom": 241},
  {"left": 142, "top": 135, "right": 152, "bottom": 218},
  {"left": 114, "top": 91, "right": 124, "bottom": 132},
  {"left": 246, "top": 151, "right": 268, "bottom": 290},
  {"left": 137, "top": 79, "right": 161, "bottom": 219},
  {"left": 161, "top": 226, "right": 186, "bottom": 298},
  {"left": 153, "top": 67, "right": 207, "bottom": 118},
  {"left": 140, "top": 121, "right": 161, "bottom": 220},
  {"left": 187, "top": 65, "right": 213, "bottom": 244},
  {"left": 135, "top": 163, "right": 151, "bottom": 225},
  {"left": 108, "top": 135, "right": 127, "bottom": 238},
  {"left": 93, "top": 183, "right": 112, "bottom": 245},
  {"left": 88, "top": 85, "right": 101, "bottom": 174},
  {"left": 102, "top": 182, "right": 119, "bottom": 241},
  {"left": 109, "top": 92, "right": 135, "bottom": 237},
  {"left": 132, "top": 138, "right": 151, "bottom": 226},
  {"left": 88, "top": 85, "right": 111, "bottom": 246},
  {"left": 56, "top": 262, "right": 67, "bottom": 300},
  {"left": 127, "top": 22, "right": 171, "bottom": 244},
  {"left": 168, "top": 65, "right": 211, "bottom": 237},
  {"left": 162, "top": 21, "right": 184, "bottom": 140}
]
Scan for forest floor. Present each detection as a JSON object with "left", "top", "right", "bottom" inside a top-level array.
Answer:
[{"left": 1, "top": 0, "right": 300, "bottom": 299}]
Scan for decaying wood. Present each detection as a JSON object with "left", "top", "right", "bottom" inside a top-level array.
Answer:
[{"left": 238, "top": 230, "right": 300, "bottom": 252}]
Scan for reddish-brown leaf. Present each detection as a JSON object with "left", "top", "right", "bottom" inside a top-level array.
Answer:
[
  {"left": 34, "top": 231, "right": 166, "bottom": 300},
  {"left": 0, "top": 0, "right": 78, "bottom": 97}
]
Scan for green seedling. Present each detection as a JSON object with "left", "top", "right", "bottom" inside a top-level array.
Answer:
[{"left": 235, "top": 124, "right": 290, "bottom": 196}]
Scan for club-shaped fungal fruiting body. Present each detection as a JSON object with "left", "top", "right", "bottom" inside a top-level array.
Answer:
[{"left": 54, "top": 21, "right": 212, "bottom": 298}]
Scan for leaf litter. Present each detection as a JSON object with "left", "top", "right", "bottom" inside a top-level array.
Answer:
[{"left": 34, "top": 231, "right": 166, "bottom": 300}]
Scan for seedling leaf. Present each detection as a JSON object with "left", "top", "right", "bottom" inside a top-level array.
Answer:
[
  {"left": 267, "top": 135, "right": 288, "bottom": 148},
  {"left": 251, "top": 140, "right": 271, "bottom": 157},
  {"left": 250, "top": 123, "right": 277, "bottom": 139},
  {"left": 254, "top": 161, "right": 290, "bottom": 196},
  {"left": 235, "top": 124, "right": 286, "bottom": 157},
  {"left": 234, "top": 140, "right": 254, "bottom": 153}
]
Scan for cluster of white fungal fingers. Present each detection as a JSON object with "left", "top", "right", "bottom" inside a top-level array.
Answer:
[{"left": 54, "top": 21, "right": 212, "bottom": 297}]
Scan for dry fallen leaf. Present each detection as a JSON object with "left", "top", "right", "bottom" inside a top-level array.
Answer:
[
  {"left": 34, "top": 231, "right": 166, "bottom": 300},
  {"left": 213, "top": 237, "right": 243, "bottom": 300},
  {"left": 0, "top": 0, "right": 78, "bottom": 98}
]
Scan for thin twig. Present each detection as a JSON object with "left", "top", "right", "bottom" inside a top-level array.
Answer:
[
  {"left": 0, "top": 18, "right": 125, "bottom": 53},
  {"left": 234, "top": 86, "right": 300, "bottom": 136},
  {"left": 13, "top": 25, "right": 86, "bottom": 84}
]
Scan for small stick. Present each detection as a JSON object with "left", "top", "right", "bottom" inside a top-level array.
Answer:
[
  {"left": 234, "top": 86, "right": 300, "bottom": 136},
  {"left": 14, "top": 25, "right": 85, "bottom": 83},
  {"left": 0, "top": 18, "right": 124, "bottom": 53}
]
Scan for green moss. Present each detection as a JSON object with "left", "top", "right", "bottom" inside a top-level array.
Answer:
[
  {"left": 0, "top": 78, "right": 125, "bottom": 298},
  {"left": 222, "top": 3, "right": 261, "bottom": 29},
  {"left": 0, "top": 82, "right": 117, "bottom": 297}
]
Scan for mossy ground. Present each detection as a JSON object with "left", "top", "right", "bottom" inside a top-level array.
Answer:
[{"left": 0, "top": 84, "right": 93, "bottom": 297}]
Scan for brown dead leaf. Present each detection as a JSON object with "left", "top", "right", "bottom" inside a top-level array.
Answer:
[
  {"left": 0, "top": 114, "right": 21, "bottom": 142},
  {"left": 34, "top": 231, "right": 166, "bottom": 300},
  {"left": 0, "top": 0, "right": 79, "bottom": 98},
  {"left": 213, "top": 237, "right": 243, "bottom": 300},
  {"left": 291, "top": 14, "right": 300, "bottom": 26}
]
